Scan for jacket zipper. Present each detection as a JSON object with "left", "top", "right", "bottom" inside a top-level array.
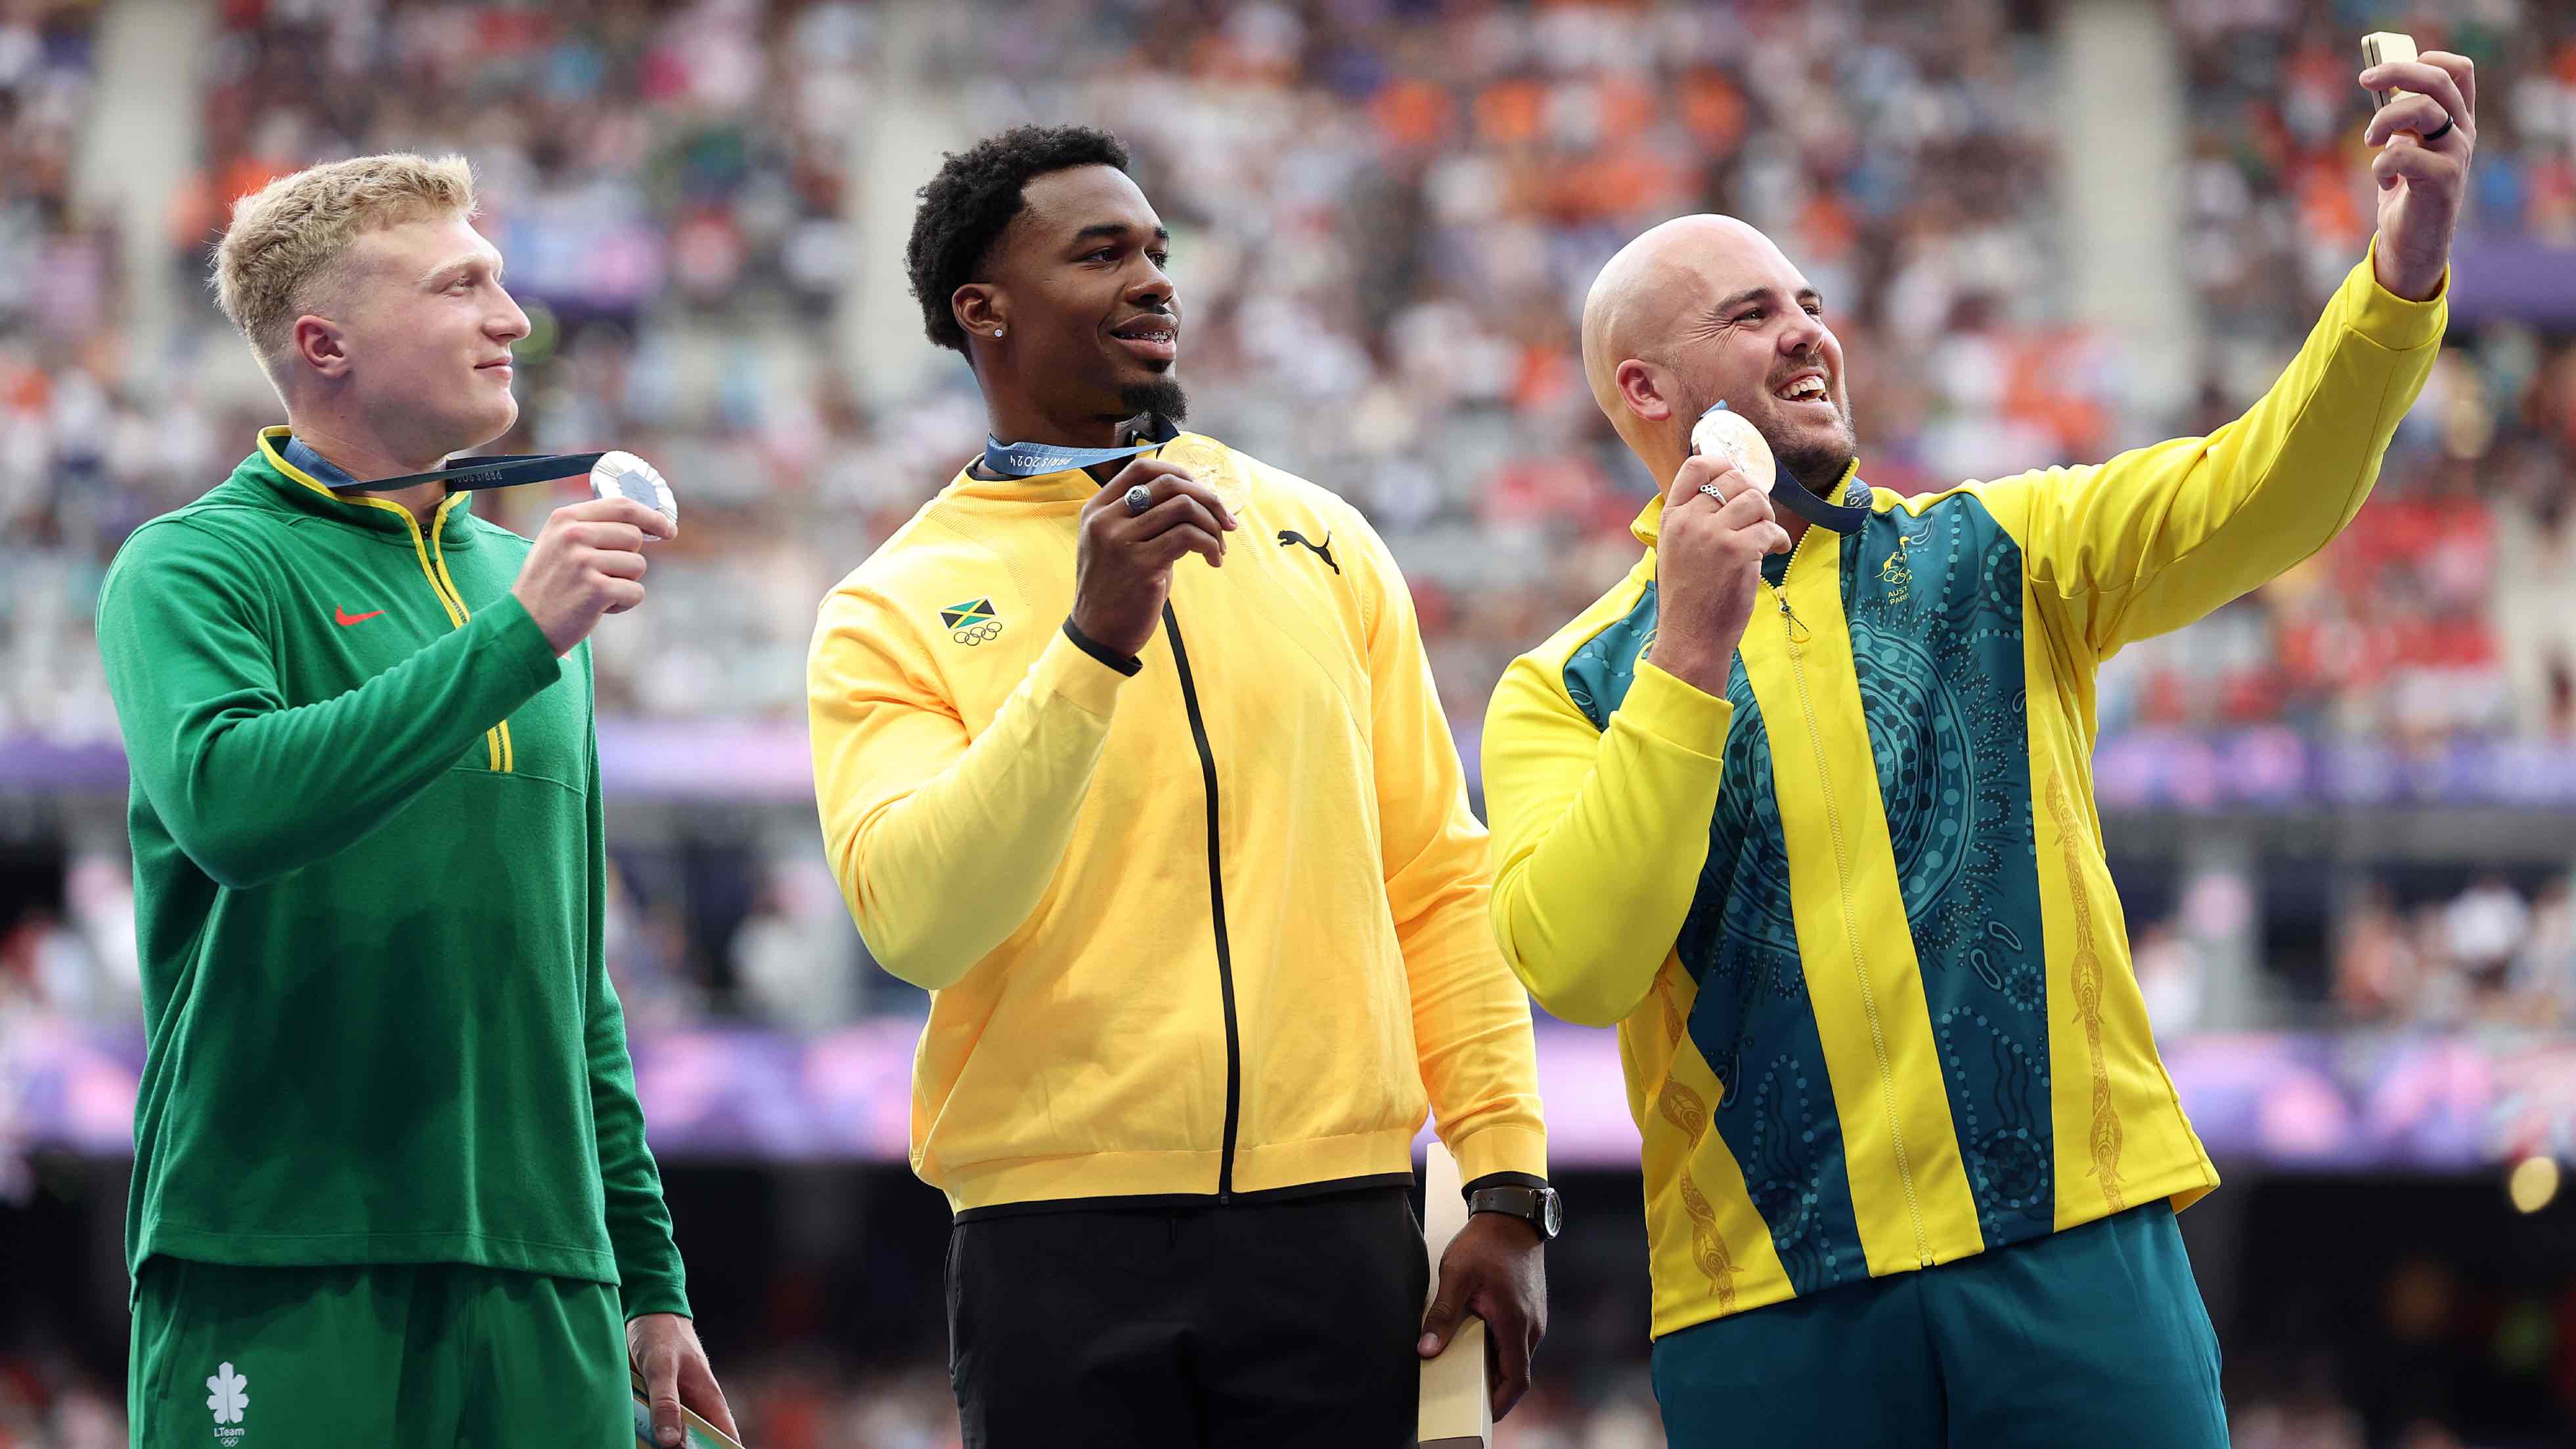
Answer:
[
  {"left": 387, "top": 501, "right": 510, "bottom": 772},
  {"left": 426, "top": 512, "right": 512, "bottom": 772},
  {"left": 1763, "top": 525, "right": 1934, "bottom": 1268},
  {"left": 1161, "top": 600, "right": 1241, "bottom": 1199}
]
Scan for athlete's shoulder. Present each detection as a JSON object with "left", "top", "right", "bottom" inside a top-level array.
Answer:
[
  {"left": 830, "top": 487, "right": 996, "bottom": 610},
  {"left": 105, "top": 471, "right": 291, "bottom": 572},
  {"left": 1512, "top": 550, "right": 1658, "bottom": 687},
  {"left": 1176, "top": 435, "right": 1352, "bottom": 526}
]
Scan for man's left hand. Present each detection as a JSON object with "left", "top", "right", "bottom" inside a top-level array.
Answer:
[
  {"left": 1417, "top": 1211, "right": 1548, "bottom": 1421},
  {"left": 629, "top": 1312, "right": 738, "bottom": 1447},
  {"left": 2360, "top": 51, "right": 2477, "bottom": 302}
]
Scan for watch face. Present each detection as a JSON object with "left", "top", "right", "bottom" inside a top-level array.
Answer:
[{"left": 1542, "top": 1191, "right": 1565, "bottom": 1239}]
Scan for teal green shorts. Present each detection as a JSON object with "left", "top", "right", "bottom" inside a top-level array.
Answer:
[
  {"left": 1653, "top": 1201, "right": 2227, "bottom": 1449},
  {"left": 127, "top": 1257, "right": 630, "bottom": 1449}
]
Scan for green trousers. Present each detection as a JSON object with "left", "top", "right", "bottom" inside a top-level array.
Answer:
[
  {"left": 1653, "top": 1202, "right": 2228, "bottom": 1448},
  {"left": 129, "top": 1257, "right": 631, "bottom": 1449}
]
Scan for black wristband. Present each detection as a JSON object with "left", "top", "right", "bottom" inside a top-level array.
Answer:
[
  {"left": 1462, "top": 1170, "right": 1549, "bottom": 1198},
  {"left": 1061, "top": 617, "right": 1142, "bottom": 677}
]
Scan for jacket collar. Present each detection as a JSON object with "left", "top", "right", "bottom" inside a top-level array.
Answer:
[{"left": 247, "top": 426, "right": 479, "bottom": 548}]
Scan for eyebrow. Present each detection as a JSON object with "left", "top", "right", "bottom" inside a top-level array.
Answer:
[
  {"left": 1069, "top": 223, "right": 1172, "bottom": 247},
  {"left": 1712, "top": 284, "right": 1823, "bottom": 314},
  {"left": 418, "top": 252, "right": 506, "bottom": 288}
]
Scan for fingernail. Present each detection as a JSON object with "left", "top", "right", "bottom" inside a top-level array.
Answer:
[
  {"left": 659, "top": 1429, "right": 682, "bottom": 1446},
  {"left": 1418, "top": 1333, "right": 1440, "bottom": 1354}
]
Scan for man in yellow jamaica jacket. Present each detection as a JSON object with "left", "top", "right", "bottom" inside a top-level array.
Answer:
[
  {"left": 807, "top": 125, "right": 1551, "bottom": 1446},
  {"left": 1481, "top": 50, "right": 2477, "bottom": 1449}
]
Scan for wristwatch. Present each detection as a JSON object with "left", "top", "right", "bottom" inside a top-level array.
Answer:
[{"left": 1467, "top": 1183, "right": 1563, "bottom": 1242}]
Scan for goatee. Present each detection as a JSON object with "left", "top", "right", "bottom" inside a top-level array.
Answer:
[{"left": 1119, "top": 378, "right": 1189, "bottom": 429}]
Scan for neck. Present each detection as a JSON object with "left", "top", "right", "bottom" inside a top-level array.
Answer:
[
  {"left": 286, "top": 412, "right": 455, "bottom": 527},
  {"left": 981, "top": 387, "right": 1130, "bottom": 451}
]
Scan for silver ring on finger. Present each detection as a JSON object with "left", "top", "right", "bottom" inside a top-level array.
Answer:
[
  {"left": 1124, "top": 483, "right": 1155, "bottom": 516},
  {"left": 1699, "top": 482, "right": 1728, "bottom": 503}
]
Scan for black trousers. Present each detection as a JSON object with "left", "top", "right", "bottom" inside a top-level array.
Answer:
[{"left": 947, "top": 1187, "right": 1429, "bottom": 1448}]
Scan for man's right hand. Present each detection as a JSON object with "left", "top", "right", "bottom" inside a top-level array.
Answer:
[
  {"left": 510, "top": 495, "right": 675, "bottom": 656},
  {"left": 1070, "top": 458, "right": 1239, "bottom": 658},
  {"left": 1648, "top": 454, "right": 1791, "bottom": 696}
]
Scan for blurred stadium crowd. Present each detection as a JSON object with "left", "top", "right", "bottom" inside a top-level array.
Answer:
[{"left": 3, "top": 0, "right": 2575, "bottom": 1444}]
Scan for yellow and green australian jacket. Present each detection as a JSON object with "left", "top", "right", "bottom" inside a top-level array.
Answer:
[{"left": 1482, "top": 252, "right": 2444, "bottom": 1339}]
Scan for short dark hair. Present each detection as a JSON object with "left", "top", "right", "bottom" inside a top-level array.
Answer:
[{"left": 906, "top": 124, "right": 1133, "bottom": 355}]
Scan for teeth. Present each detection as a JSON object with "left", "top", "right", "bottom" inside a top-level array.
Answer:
[{"left": 1779, "top": 376, "right": 1825, "bottom": 400}]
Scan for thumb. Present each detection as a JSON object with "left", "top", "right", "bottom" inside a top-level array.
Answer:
[
  {"left": 1419, "top": 1272, "right": 1466, "bottom": 1357},
  {"left": 648, "top": 1355, "right": 684, "bottom": 1446}
]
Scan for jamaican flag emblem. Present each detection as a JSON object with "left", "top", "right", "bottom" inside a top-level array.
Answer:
[{"left": 941, "top": 598, "right": 1003, "bottom": 646}]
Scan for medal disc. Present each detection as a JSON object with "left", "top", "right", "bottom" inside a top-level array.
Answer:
[
  {"left": 1689, "top": 405, "right": 1776, "bottom": 495},
  {"left": 591, "top": 451, "right": 677, "bottom": 525}
]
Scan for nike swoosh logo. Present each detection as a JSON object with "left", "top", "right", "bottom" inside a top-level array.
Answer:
[{"left": 334, "top": 606, "right": 385, "bottom": 626}]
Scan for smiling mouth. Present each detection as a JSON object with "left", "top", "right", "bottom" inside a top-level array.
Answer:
[
  {"left": 1773, "top": 372, "right": 1829, "bottom": 404},
  {"left": 1111, "top": 319, "right": 1178, "bottom": 362}
]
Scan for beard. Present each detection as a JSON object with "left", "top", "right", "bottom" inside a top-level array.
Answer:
[
  {"left": 1119, "top": 376, "right": 1189, "bottom": 430},
  {"left": 1775, "top": 422, "right": 1856, "bottom": 498},
  {"left": 1677, "top": 376, "right": 1853, "bottom": 499}
]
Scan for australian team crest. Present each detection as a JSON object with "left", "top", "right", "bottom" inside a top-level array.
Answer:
[{"left": 941, "top": 598, "right": 1003, "bottom": 645}]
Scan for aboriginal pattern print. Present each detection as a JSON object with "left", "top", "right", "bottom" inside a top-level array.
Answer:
[
  {"left": 1566, "top": 591, "right": 1871, "bottom": 1298},
  {"left": 1838, "top": 497, "right": 2055, "bottom": 1244}
]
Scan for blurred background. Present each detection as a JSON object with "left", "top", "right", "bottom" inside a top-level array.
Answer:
[{"left": 2, "top": 0, "right": 2573, "bottom": 1444}]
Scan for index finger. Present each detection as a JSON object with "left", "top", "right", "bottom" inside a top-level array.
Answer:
[
  {"left": 1488, "top": 1312, "right": 1532, "bottom": 1418},
  {"left": 1669, "top": 453, "right": 1746, "bottom": 510},
  {"left": 561, "top": 494, "right": 677, "bottom": 541},
  {"left": 2362, "top": 58, "right": 2470, "bottom": 133},
  {"left": 1097, "top": 461, "right": 1239, "bottom": 530}
]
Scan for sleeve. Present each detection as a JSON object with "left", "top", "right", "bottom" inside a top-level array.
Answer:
[
  {"left": 1979, "top": 245, "right": 2447, "bottom": 659},
  {"left": 94, "top": 518, "right": 564, "bottom": 891},
  {"left": 1341, "top": 510, "right": 1546, "bottom": 1185},
  {"left": 1482, "top": 646, "right": 1733, "bottom": 1029},
  {"left": 580, "top": 699, "right": 689, "bottom": 1320},
  {"left": 807, "top": 583, "right": 1134, "bottom": 991}
]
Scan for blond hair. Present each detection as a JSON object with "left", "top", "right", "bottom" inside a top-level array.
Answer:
[{"left": 212, "top": 152, "right": 479, "bottom": 371}]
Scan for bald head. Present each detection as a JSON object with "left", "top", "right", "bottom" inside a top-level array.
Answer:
[{"left": 1580, "top": 213, "right": 1854, "bottom": 493}]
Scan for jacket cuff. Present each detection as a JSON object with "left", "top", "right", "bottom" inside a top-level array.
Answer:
[
  {"left": 480, "top": 591, "right": 564, "bottom": 688},
  {"left": 1034, "top": 623, "right": 1134, "bottom": 719},
  {"left": 1450, "top": 1123, "right": 1549, "bottom": 1185},
  {"left": 2349, "top": 237, "right": 2449, "bottom": 351},
  {"left": 1061, "top": 616, "right": 1142, "bottom": 677},
  {"left": 617, "top": 1273, "right": 692, "bottom": 1322},
  {"left": 1614, "top": 660, "right": 1734, "bottom": 758}
]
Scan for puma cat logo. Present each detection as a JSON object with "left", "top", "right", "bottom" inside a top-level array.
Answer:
[{"left": 1277, "top": 529, "right": 1339, "bottom": 575}]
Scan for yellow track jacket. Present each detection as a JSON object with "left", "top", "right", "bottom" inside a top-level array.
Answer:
[
  {"left": 810, "top": 433, "right": 1545, "bottom": 1214},
  {"left": 1483, "top": 254, "right": 2443, "bottom": 1337}
]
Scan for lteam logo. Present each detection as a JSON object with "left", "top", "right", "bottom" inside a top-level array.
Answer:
[
  {"left": 940, "top": 598, "right": 1004, "bottom": 646},
  {"left": 205, "top": 1361, "right": 248, "bottom": 1440}
]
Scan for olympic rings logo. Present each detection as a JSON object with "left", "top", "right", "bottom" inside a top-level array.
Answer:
[{"left": 952, "top": 620, "right": 1004, "bottom": 646}]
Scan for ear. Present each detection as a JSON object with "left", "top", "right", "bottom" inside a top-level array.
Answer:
[
  {"left": 953, "top": 284, "right": 1005, "bottom": 342},
  {"left": 1614, "top": 359, "right": 1674, "bottom": 424},
  {"left": 291, "top": 315, "right": 350, "bottom": 380}
]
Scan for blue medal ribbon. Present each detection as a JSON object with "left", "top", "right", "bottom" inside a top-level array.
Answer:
[
  {"left": 979, "top": 413, "right": 1179, "bottom": 479},
  {"left": 281, "top": 435, "right": 605, "bottom": 493}
]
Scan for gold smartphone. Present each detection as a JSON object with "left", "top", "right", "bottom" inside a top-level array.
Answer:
[{"left": 2362, "top": 31, "right": 2418, "bottom": 109}]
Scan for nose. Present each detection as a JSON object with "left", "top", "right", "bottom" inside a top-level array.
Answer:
[
  {"left": 1778, "top": 307, "right": 1825, "bottom": 358},
  {"left": 1128, "top": 261, "right": 1174, "bottom": 313},
  {"left": 491, "top": 288, "right": 532, "bottom": 346}
]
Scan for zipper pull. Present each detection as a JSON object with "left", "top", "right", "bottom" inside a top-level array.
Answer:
[{"left": 1777, "top": 592, "right": 1811, "bottom": 648}]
